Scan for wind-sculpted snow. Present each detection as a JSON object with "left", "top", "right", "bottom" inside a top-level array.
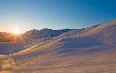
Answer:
[{"left": 0, "top": 20, "right": 116, "bottom": 73}]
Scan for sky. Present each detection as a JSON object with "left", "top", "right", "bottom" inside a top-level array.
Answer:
[{"left": 0, "top": 0, "right": 116, "bottom": 33}]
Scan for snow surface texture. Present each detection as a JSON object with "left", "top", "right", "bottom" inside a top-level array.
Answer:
[{"left": 0, "top": 20, "right": 116, "bottom": 73}]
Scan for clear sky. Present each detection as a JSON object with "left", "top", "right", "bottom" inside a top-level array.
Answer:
[{"left": 0, "top": 0, "right": 116, "bottom": 33}]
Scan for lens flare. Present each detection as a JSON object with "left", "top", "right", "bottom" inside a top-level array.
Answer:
[{"left": 12, "top": 28, "right": 20, "bottom": 35}]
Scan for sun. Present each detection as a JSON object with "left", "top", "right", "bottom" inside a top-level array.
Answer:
[{"left": 12, "top": 28, "right": 20, "bottom": 35}]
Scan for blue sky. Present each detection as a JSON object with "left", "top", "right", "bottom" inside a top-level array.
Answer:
[{"left": 0, "top": 0, "right": 116, "bottom": 33}]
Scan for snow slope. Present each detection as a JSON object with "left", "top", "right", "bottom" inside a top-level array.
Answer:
[
  {"left": 0, "top": 29, "right": 75, "bottom": 55},
  {"left": 0, "top": 20, "right": 116, "bottom": 73},
  {"left": 0, "top": 35, "right": 30, "bottom": 55}
]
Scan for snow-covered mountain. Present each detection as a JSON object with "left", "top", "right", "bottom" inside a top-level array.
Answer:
[
  {"left": 0, "top": 20, "right": 116, "bottom": 73},
  {"left": 0, "top": 28, "right": 75, "bottom": 55},
  {"left": 24, "top": 28, "right": 76, "bottom": 39}
]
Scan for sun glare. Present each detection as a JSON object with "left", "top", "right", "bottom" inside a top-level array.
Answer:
[{"left": 12, "top": 28, "right": 20, "bottom": 35}]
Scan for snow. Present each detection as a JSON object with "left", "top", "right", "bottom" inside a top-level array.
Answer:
[{"left": 0, "top": 20, "right": 116, "bottom": 73}]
